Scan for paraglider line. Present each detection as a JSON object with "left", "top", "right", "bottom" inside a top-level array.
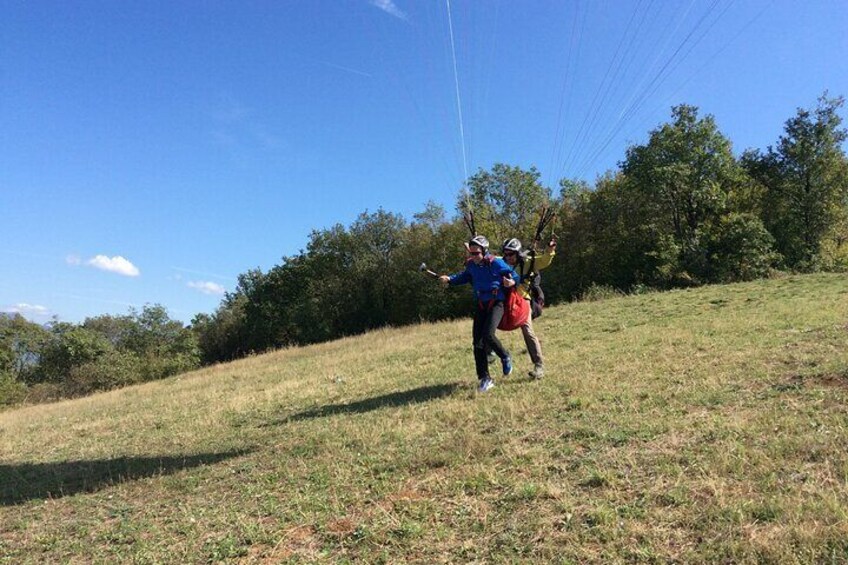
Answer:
[{"left": 446, "top": 0, "right": 469, "bottom": 185}]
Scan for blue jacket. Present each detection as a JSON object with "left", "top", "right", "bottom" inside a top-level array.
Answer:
[{"left": 448, "top": 255, "right": 518, "bottom": 302}]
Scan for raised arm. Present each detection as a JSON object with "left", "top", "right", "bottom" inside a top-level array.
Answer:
[
  {"left": 531, "top": 239, "right": 558, "bottom": 271},
  {"left": 440, "top": 268, "right": 471, "bottom": 286}
]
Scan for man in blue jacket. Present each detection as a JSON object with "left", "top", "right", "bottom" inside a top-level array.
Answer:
[{"left": 440, "top": 235, "right": 518, "bottom": 392}]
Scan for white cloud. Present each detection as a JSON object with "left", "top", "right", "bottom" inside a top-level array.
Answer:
[
  {"left": 86, "top": 255, "right": 140, "bottom": 277},
  {"left": 370, "top": 0, "right": 408, "bottom": 21},
  {"left": 187, "top": 281, "right": 226, "bottom": 296},
  {"left": 3, "top": 303, "right": 49, "bottom": 317}
]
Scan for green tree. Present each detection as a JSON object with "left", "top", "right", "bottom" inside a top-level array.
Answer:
[
  {"left": 83, "top": 313, "right": 137, "bottom": 348},
  {"left": 38, "top": 324, "right": 113, "bottom": 383},
  {"left": 81, "top": 305, "right": 201, "bottom": 384},
  {"left": 301, "top": 222, "right": 368, "bottom": 341},
  {"left": 0, "top": 313, "right": 49, "bottom": 402},
  {"left": 349, "top": 209, "right": 408, "bottom": 328},
  {"left": 192, "top": 293, "right": 249, "bottom": 363},
  {"left": 705, "top": 213, "right": 778, "bottom": 282},
  {"left": 403, "top": 208, "right": 475, "bottom": 321},
  {"left": 124, "top": 304, "right": 200, "bottom": 381},
  {"left": 744, "top": 94, "right": 848, "bottom": 269},
  {"left": 0, "top": 313, "right": 50, "bottom": 384},
  {"left": 461, "top": 163, "right": 553, "bottom": 245},
  {"left": 622, "top": 105, "right": 745, "bottom": 283},
  {"left": 583, "top": 172, "right": 678, "bottom": 289},
  {"left": 540, "top": 178, "right": 594, "bottom": 300}
]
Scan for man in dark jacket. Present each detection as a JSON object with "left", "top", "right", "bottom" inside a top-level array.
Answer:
[{"left": 440, "top": 235, "right": 518, "bottom": 392}]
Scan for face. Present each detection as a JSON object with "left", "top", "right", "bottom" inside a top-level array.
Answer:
[
  {"left": 468, "top": 245, "right": 485, "bottom": 264},
  {"left": 502, "top": 250, "right": 518, "bottom": 265}
]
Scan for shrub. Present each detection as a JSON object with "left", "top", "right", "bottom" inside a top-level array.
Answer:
[
  {"left": 64, "top": 351, "right": 145, "bottom": 396},
  {"left": 138, "top": 352, "right": 200, "bottom": 383},
  {"left": 37, "top": 325, "right": 113, "bottom": 383},
  {"left": 629, "top": 283, "right": 656, "bottom": 295},
  {"left": 22, "top": 383, "right": 65, "bottom": 405},
  {"left": 0, "top": 371, "right": 26, "bottom": 406},
  {"left": 707, "top": 213, "right": 780, "bottom": 283}
]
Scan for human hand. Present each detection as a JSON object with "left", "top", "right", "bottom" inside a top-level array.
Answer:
[
  {"left": 503, "top": 276, "right": 515, "bottom": 288},
  {"left": 439, "top": 275, "right": 450, "bottom": 285}
]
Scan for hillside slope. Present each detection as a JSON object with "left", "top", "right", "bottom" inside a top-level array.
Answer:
[{"left": 2, "top": 274, "right": 848, "bottom": 563}]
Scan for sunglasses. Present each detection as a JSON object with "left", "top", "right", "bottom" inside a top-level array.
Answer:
[
  {"left": 468, "top": 251, "right": 483, "bottom": 256},
  {"left": 503, "top": 251, "right": 516, "bottom": 257}
]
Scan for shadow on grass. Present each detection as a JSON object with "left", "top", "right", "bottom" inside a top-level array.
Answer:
[
  {"left": 266, "top": 382, "right": 462, "bottom": 426},
  {"left": 0, "top": 449, "right": 249, "bottom": 506}
]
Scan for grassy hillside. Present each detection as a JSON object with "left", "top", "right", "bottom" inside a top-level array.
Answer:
[{"left": 2, "top": 274, "right": 847, "bottom": 563}]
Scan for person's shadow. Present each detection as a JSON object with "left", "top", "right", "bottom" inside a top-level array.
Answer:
[
  {"left": 264, "top": 382, "right": 462, "bottom": 426},
  {"left": 1, "top": 449, "right": 248, "bottom": 506},
  {"left": 2, "top": 384, "right": 462, "bottom": 505}
]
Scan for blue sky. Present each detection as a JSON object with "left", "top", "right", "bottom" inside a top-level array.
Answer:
[{"left": 2, "top": 0, "right": 847, "bottom": 324}]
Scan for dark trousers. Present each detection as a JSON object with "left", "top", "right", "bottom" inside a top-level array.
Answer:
[{"left": 473, "top": 301, "right": 509, "bottom": 380}]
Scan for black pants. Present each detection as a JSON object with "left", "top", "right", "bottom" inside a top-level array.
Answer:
[{"left": 473, "top": 301, "right": 509, "bottom": 380}]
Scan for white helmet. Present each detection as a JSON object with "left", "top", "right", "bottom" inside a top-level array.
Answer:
[
  {"left": 501, "top": 238, "right": 522, "bottom": 253},
  {"left": 469, "top": 235, "right": 489, "bottom": 252}
]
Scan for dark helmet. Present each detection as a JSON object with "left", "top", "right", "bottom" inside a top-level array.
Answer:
[
  {"left": 501, "top": 238, "right": 522, "bottom": 253},
  {"left": 468, "top": 235, "right": 489, "bottom": 252}
]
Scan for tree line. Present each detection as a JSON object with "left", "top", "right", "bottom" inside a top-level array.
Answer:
[
  {"left": 1, "top": 305, "right": 199, "bottom": 404},
  {"left": 2, "top": 95, "right": 846, "bottom": 405}
]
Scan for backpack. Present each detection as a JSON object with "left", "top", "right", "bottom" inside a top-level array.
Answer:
[
  {"left": 497, "top": 287, "right": 530, "bottom": 331},
  {"left": 529, "top": 272, "right": 545, "bottom": 318}
]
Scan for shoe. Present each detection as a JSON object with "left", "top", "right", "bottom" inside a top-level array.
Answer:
[
  {"left": 478, "top": 377, "right": 495, "bottom": 392},
  {"left": 487, "top": 352, "right": 497, "bottom": 365},
  {"left": 502, "top": 356, "right": 513, "bottom": 377},
  {"left": 528, "top": 364, "right": 544, "bottom": 379}
]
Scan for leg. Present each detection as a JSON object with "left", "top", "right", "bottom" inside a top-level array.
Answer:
[
  {"left": 472, "top": 307, "right": 490, "bottom": 380},
  {"left": 486, "top": 344, "right": 497, "bottom": 365},
  {"left": 520, "top": 316, "right": 543, "bottom": 366},
  {"left": 482, "top": 302, "right": 509, "bottom": 360},
  {"left": 482, "top": 302, "right": 513, "bottom": 377}
]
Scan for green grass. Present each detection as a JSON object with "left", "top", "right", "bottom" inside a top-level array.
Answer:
[{"left": 2, "top": 273, "right": 848, "bottom": 563}]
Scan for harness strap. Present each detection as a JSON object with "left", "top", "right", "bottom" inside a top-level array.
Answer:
[
  {"left": 478, "top": 298, "right": 497, "bottom": 311},
  {"left": 527, "top": 251, "right": 537, "bottom": 279}
]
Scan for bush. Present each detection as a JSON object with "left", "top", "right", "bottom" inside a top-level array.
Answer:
[
  {"left": 22, "top": 383, "right": 65, "bottom": 405},
  {"left": 816, "top": 234, "right": 848, "bottom": 272},
  {"left": 64, "top": 351, "right": 145, "bottom": 396},
  {"left": 37, "top": 325, "right": 113, "bottom": 383},
  {"left": 137, "top": 352, "right": 200, "bottom": 383},
  {"left": 707, "top": 213, "right": 780, "bottom": 283},
  {"left": 0, "top": 372, "right": 26, "bottom": 406},
  {"left": 629, "top": 283, "right": 657, "bottom": 296}
]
